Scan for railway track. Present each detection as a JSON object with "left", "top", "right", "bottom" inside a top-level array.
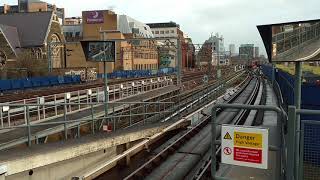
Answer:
[
  {"left": 107, "top": 71, "right": 246, "bottom": 131},
  {"left": 121, "top": 75, "right": 262, "bottom": 180},
  {"left": 190, "top": 77, "right": 262, "bottom": 180}
]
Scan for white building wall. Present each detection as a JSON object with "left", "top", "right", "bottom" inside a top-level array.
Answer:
[
  {"left": 117, "top": 15, "right": 153, "bottom": 38},
  {"left": 150, "top": 27, "right": 178, "bottom": 68},
  {"left": 62, "top": 25, "right": 83, "bottom": 37}
]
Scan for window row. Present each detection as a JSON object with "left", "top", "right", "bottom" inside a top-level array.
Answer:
[
  {"left": 134, "top": 53, "right": 158, "bottom": 59},
  {"left": 64, "top": 31, "right": 81, "bottom": 38},
  {"left": 152, "top": 30, "right": 175, "bottom": 35},
  {"left": 134, "top": 64, "right": 158, "bottom": 70}
]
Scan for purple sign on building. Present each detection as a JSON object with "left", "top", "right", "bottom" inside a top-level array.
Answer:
[{"left": 86, "top": 11, "right": 104, "bottom": 24}]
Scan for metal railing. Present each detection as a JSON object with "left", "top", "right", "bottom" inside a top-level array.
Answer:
[
  {"left": 0, "top": 71, "right": 246, "bottom": 151},
  {"left": 288, "top": 107, "right": 320, "bottom": 180},
  {"left": 0, "top": 101, "right": 175, "bottom": 149},
  {"left": 0, "top": 76, "right": 174, "bottom": 129},
  {"left": 273, "top": 22, "right": 320, "bottom": 55}
]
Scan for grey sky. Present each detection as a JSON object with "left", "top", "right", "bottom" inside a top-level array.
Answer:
[{"left": 3, "top": 0, "right": 320, "bottom": 55}]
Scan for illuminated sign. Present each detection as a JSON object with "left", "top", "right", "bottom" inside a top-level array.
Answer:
[{"left": 86, "top": 11, "right": 104, "bottom": 24}]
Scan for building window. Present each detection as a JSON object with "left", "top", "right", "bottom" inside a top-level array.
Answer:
[
  {"left": 165, "top": 30, "right": 169, "bottom": 34},
  {"left": 213, "top": 47, "right": 216, "bottom": 51},
  {"left": 152, "top": 31, "right": 154, "bottom": 34},
  {"left": 160, "top": 31, "right": 164, "bottom": 34},
  {"left": 155, "top": 31, "right": 159, "bottom": 34},
  {"left": 144, "top": 26, "right": 147, "bottom": 30},
  {"left": 171, "top": 30, "right": 174, "bottom": 33}
]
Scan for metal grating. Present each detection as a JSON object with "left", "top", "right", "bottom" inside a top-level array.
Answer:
[{"left": 303, "top": 121, "right": 320, "bottom": 180}]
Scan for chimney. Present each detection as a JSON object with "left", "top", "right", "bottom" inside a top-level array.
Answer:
[{"left": 3, "top": 4, "right": 10, "bottom": 14}]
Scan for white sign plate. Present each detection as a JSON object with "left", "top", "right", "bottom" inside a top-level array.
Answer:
[
  {"left": 65, "top": 93, "right": 71, "bottom": 100},
  {"left": 87, "top": 89, "right": 92, "bottom": 96},
  {"left": 221, "top": 125, "right": 269, "bottom": 169},
  {"left": 2, "top": 106, "right": 9, "bottom": 112}
]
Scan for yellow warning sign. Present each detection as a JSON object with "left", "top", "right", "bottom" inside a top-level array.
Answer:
[
  {"left": 224, "top": 132, "right": 232, "bottom": 140},
  {"left": 234, "top": 132, "right": 262, "bottom": 148}
]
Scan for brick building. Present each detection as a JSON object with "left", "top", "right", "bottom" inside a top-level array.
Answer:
[
  {"left": 64, "top": 10, "right": 158, "bottom": 74},
  {"left": 0, "top": 11, "right": 65, "bottom": 79},
  {"left": 147, "top": 22, "right": 192, "bottom": 69}
]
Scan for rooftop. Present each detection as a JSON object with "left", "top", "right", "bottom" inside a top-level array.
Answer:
[
  {"left": 0, "top": 11, "right": 53, "bottom": 47},
  {"left": 147, "top": 22, "right": 180, "bottom": 28}
]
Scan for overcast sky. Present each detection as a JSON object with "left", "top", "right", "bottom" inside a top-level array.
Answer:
[{"left": 3, "top": 0, "right": 320, "bottom": 55}]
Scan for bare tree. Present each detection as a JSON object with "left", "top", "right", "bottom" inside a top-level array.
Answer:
[{"left": 16, "top": 50, "right": 48, "bottom": 77}]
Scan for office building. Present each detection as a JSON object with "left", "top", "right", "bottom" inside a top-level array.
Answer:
[
  {"left": 239, "top": 44, "right": 254, "bottom": 60},
  {"left": 229, "top": 44, "right": 236, "bottom": 57},
  {"left": 254, "top": 46, "right": 259, "bottom": 58},
  {"left": 147, "top": 22, "right": 189, "bottom": 68},
  {"left": 64, "top": 10, "right": 158, "bottom": 74}
]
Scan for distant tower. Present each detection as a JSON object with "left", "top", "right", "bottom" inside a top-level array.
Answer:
[
  {"left": 18, "top": 0, "right": 29, "bottom": 12},
  {"left": 229, "top": 44, "right": 236, "bottom": 57},
  {"left": 254, "top": 47, "right": 259, "bottom": 58}
]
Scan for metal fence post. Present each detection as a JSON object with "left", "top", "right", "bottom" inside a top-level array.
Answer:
[
  {"left": 294, "top": 61, "right": 302, "bottom": 180},
  {"left": 64, "top": 98, "right": 68, "bottom": 140},
  {"left": 97, "top": 88, "right": 100, "bottom": 103},
  {"left": 0, "top": 107, "right": 3, "bottom": 128},
  {"left": 42, "top": 99, "right": 46, "bottom": 120},
  {"left": 24, "top": 99, "right": 27, "bottom": 125},
  {"left": 287, "top": 106, "right": 296, "bottom": 180},
  {"left": 26, "top": 105, "right": 31, "bottom": 147},
  {"left": 271, "top": 64, "right": 275, "bottom": 86},
  {"left": 77, "top": 124, "right": 81, "bottom": 138},
  {"left": 158, "top": 98, "right": 161, "bottom": 119},
  {"left": 211, "top": 106, "right": 217, "bottom": 179},
  {"left": 129, "top": 104, "right": 132, "bottom": 126},
  {"left": 113, "top": 106, "right": 116, "bottom": 131},
  {"left": 91, "top": 104, "right": 94, "bottom": 134},
  {"left": 143, "top": 103, "right": 146, "bottom": 125},
  {"left": 299, "top": 122, "right": 305, "bottom": 180},
  {"left": 54, "top": 94, "right": 58, "bottom": 116},
  {"left": 37, "top": 102, "right": 40, "bottom": 121},
  {"left": 8, "top": 109, "right": 10, "bottom": 127}
]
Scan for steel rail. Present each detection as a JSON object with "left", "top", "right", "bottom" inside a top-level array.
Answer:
[{"left": 123, "top": 76, "right": 255, "bottom": 180}]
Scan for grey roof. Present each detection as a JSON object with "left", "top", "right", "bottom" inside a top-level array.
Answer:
[
  {"left": 0, "top": 24, "right": 21, "bottom": 55},
  {"left": 0, "top": 11, "right": 53, "bottom": 47}
]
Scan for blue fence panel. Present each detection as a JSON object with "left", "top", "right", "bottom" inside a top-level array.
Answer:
[
  {"left": 63, "top": 76, "right": 73, "bottom": 84},
  {"left": 48, "top": 77, "right": 59, "bottom": 86},
  {"left": 72, "top": 75, "right": 81, "bottom": 83},
  {"left": 261, "top": 64, "right": 320, "bottom": 165},
  {"left": 11, "top": 80, "right": 23, "bottom": 90},
  {"left": 22, "top": 79, "right": 33, "bottom": 89},
  {"left": 0, "top": 80, "right": 12, "bottom": 91},
  {"left": 39, "top": 77, "right": 50, "bottom": 87},
  {"left": 97, "top": 69, "right": 175, "bottom": 80},
  {"left": 31, "top": 78, "right": 41, "bottom": 87},
  {"left": 301, "top": 84, "right": 320, "bottom": 121}
]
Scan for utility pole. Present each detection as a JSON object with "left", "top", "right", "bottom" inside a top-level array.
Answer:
[
  {"left": 177, "top": 40, "right": 182, "bottom": 85},
  {"left": 186, "top": 47, "right": 189, "bottom": 70},
  {"left": 101, "top": 31, "right": 109, "bottom": 126}
]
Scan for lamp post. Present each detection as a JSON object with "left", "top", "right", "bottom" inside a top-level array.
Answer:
[{"left": 100, "top": 31, "right": 109, "bottom": 127}]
